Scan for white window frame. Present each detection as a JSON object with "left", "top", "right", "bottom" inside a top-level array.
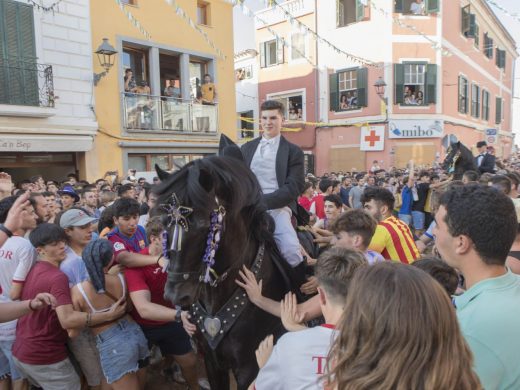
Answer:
[
  {"left": 264, "top": 39, "right": 278, "bottom": 67},
  {"left": 266, "top": 88, "right": 306, "bottom": 122},
  {"left": 338, "top": 69, "right": 359, "bottom": 111}
]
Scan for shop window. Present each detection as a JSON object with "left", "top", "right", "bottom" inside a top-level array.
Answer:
[
  {"left": 482, "top": 90, "right": 490, "bottom": 121},
  {"left": 394, "top": 0, "right": 439, "bottom": 14},
  {"left": 128, "top": 153, "right": 207, "bottom": 171},
  {"left": 290, "top": 32, "right": 306, "bottom": 61},
  {"left": 471, "top": 83, "right": 480, "bottom": 118},
  {"left": 329, "top": 68, "right": 367, "bottom": 112},
  {"left": 235, "top": 65, "right": 253, "bottom": 81},
  {"left": 260, "top": 39, "right": 283, "bottom": 68},
  {"left": 394, "top": 63, "right": 436, "bottom": 106},
  {"left": 128, "top": 155, "right": 147, "bottom": 172},
  {"left": 495, "top": 96, "right": 502, "bottom": 125},
  {"left": 484, "top": 33, "right": 493, "bottom": 59},
  {"left": 337, "top": 0, "right": 365, "bottom": 27},
  {"left": 268, "top": 92, "right": 304, "bottom": 121},
  {"left": 458, "top": 75, "right": 468, "bottom": 114},
  {"left": 197, "top": 2, "right": 210, "bottom": 25},
  {"left": 496, "top": 48, "right": 506, "bottom": 69}
]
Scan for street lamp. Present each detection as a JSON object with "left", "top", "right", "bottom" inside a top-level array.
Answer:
[
  {"left": 374, "top": 77, "right": 388, "bottom": 121},
  {"left": 93, "top": 38, "right": 118, "bottom": 86}
]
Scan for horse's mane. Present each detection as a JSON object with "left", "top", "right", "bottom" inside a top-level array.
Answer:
[{"left": 155, "top": 155, "right": 270, "bottom": 241}]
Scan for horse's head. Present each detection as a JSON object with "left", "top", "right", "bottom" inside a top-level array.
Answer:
[
  {"left": 155, "top": 155, "right": 265, "bottom": 306},
  {"left": 442, "top": 141, "right": 461, "bottom": 173}
]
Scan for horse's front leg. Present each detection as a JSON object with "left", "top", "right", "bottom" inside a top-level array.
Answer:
[
  {"left": 204, "top": 349, "right": 230, "bottom": 390},
  {"left": 232, "top": 355, "right": 259, "bottom": 390}
]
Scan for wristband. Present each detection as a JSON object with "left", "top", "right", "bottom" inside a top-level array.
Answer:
[
  {"left": 0, "top": 224, "right": 13, "bottom": 238},
  {"left": 86, "top": 312, "right": 92, "bottom": 327}
]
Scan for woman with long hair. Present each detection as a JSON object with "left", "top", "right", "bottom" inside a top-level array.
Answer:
[{"left": 326, "top": 262, "right": 481, "bottom": 390}]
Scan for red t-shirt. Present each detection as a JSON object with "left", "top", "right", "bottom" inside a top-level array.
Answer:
[
  {"left": 312, "top": 194, "right": 325, "bottom": 219},
  {"left": 12, "top": 261, "right": 72, "bottom": 365},
  {"left": 298, "top": 196, "right": 312, "bottom": 211},
  {"left": 125, "top": 247, "right": 174, "bottom": 327}
]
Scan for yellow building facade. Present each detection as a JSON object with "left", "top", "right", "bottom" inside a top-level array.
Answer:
[{"left": 84, "top": 0, "right": 236, "bottom": 181}]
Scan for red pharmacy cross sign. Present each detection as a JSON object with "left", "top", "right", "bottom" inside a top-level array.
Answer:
[{"left": 365, "top": 130, "right": 381, "bottom": 147}]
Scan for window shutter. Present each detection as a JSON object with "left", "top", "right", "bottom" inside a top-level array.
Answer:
[
  {"left": 260, "top": 42, "right": 266, "bottom": 68},
  {"left": 356, "top": 67, "right": 368, "bottom": 107},
  {"left": 277, "top": 39, "right": 284, "bottom": 64},
  {"left": 18, "top": 2, "right": 38, "bottom": 106},
  {"left": 329, "top": 73, "right": 339, "bottom": 112},
  {"left": 394, "top": 0, "right": 404, "bottom": 13},
  {"left": 467, "top": 14, "right": 476, "bottom": 38},
  {"left": 425, "top": 64, "right": 437, "bottom": 104},
  {"left": 356, "top": 0, "right": 364, "bottom": 22},
  {"left": 337, "top": 0, "right": 343, "bottom": 27},
  {"left": 496, "top": 49, "right": 506, "bottom": 69},
  {"left": 426, "top": 0, "right": 439, "bottom": 13},
  {"left": 394, "top": 63, "right": 404, "bottom": 105},
  {"left": 461, "top": 7, "right": 469, "bottom": 35},
  {"left": 495, "top": 96, "right": 502, "bottom": 124}
]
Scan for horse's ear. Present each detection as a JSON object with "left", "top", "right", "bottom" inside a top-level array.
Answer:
[
  {"left": 155, "top": 164, "right": 170, "bottom": 181},
  {"left": 219, "top": 134, "right": 244, "bottom": 162},
  {"left": 198, "top": 167, "right": 213, "bottom": 193}
]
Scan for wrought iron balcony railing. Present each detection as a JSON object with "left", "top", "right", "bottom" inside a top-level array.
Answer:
[
  {"left": 123, "top": 93, "right": 218, "bottom": 133},
  {"left": 0, "top": 59, "right": 54, "bottom": 108}
]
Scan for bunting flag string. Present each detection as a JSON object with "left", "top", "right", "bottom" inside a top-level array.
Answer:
[
  {"left": 164, "top": 0, "right": 226, "bottom": 60},
  {"left": 114, "top": 0, "right": 152, "bottom": 40},
  {"left": 27, "top": 0, "right": 63, "bottom": 13}
]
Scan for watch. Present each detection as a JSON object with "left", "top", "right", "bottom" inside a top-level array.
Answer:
[
  {"left": 175, "top": 306, "right": 182, "bottom": 323},
  {"left": 0, "top": 224, "right": 13, "bottom": 238}
]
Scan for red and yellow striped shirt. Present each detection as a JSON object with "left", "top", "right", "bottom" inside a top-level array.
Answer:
[{"left": 368, "top": 216, "right": 419, "bottom": 264}]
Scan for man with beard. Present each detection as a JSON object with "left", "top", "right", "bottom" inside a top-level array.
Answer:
[
  {"left": 29, "top": 193, "right": 50, "bottom": 224},
  {"left": 361, "top": 187, "right": 419, "bottom": 264}
]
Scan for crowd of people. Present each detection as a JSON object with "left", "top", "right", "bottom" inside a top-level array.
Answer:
[{"left": 1, "top": 97, "right": 520, "bottom": 390}]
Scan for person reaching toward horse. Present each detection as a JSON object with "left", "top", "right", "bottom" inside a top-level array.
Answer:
[{"left": 241, "top": 100, "right": 305, "bottom": 273}]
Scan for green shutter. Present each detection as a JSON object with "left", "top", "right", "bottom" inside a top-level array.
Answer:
[
  {"left": 394, "top": 63, "right": 404, "bottom": 105},
  {"left": 426, "top": 0, "right": 439, "bottom": 13},
  {"left": 260, "top": 42, "right": 266, "bottom": 68},
  {"left": 18, "top": 2, "right": 38, "bottom": 106},
  {"left": 461, "top": 6, "right": 469, "bottom": 36},
  {"left": 425, "top": 64, "right": 437, "bottom": 104},
  {"left": 329, "top": 73, "right": 339, "bottom": 112},
  {"left": 394, "top": 0, "right": 404, "bottom": 13},
  {"left": 495, "top": 96, "right": 502, "bottom": 124},
  {"left": 337, "top": 0, "right": 343, "bottom": 27},
  {"left": 356, "top": 67, "right": 367, "bottom": 106},
  {"left": 356, "top": 0, "right": 364, "bottom": 22},
  {"left": 496, "top": 49, "right": 506, "bottom": 69},
  {"left": 467, "top": 14, "right": 476, "bottom": 38}
]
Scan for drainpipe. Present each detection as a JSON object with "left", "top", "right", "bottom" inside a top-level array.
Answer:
[{"left": 313, "top": 0, "right": 319, "bottom": 173}]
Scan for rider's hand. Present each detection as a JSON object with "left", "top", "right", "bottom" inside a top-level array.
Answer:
[
  {"left": 280, "top": 292, "right": 306, "bottom": 332},
  {"left": 255, "top": 334, "right": 274, "bottom": 369},
  {"left": 235, "top": 266, "right": 263, "bottom": 306},
  {"left": 181, "top": 311, "right": 197, "bottom": 337},
  {"left": 300, "top": 276, "right": 318, "bottom": 296}
]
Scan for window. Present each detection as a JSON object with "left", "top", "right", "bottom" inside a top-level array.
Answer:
[
  {"left": 122, "top": 46, "right": 149, "bottom": 85},
  {"left": 260, "top": 39, "right": 283, "bottom": 68},
  {"left": 290, "top": 33, "right": 306, "bottom": 61},
  {"left": 394, "top": 0, "right": 439, "bottom": 14},
  {"left": 128, "top": 154, "right": 205, "bottom": 171},
  {"left": 482, "top": 90, "right": 490, "bottom": 121},
  {"left": 484, "top": 33, "right": 493, "bottom": 58},
  {"left": 235, "top": 65, "right": 253, "bottom": 81},
  {"left": 197, "top": 2, "right": 209, "bottom": 25},
  {"left": 496, "top": 48, "right": 506, "bottom": 69},
  {"left": 0, "top": 0, "right": 39, "bottom": 106},
  {"left": 337, "top": 0, "right": 365, "bottom": 27},
  {"left": 329, "top": 68, "right": 368, "bottom": 112},
  {"left": 394, "top": 63, "right": 437, "bottom": 106},
  {"left": 461, "top": 6, "right": 476, "bottom": 38},
  {"left": 269, "top": 92, "right": 304, "bottom": 121},
  {"left": 495, "top": 96, "right": 502, "bottom": 124},
  {"left": 458, "top": 76, "right": 468, "bottom": 114},
  {"left": 474, "top": 23, "right": 480, "bottom": 48},
  {"left": 239, "top": 110, "right": 254, "bottom": 139},
  {"left": 471, "top": 83, "right": 480, "bottom": 118}
]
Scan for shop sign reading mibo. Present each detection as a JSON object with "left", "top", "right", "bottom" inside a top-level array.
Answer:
[{"left": 389, "top": 119, "right": 444, "bottom": 139}]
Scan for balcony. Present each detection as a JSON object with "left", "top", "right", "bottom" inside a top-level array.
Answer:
[
  {"left": 255, "top": 0, "right": 315, "bottom": 29},
  {"left": 123, "top": 94, "right": 218, "bottom": 134},
  {"left": 0, "top": 59, "right": 54, "bottom": 108}
]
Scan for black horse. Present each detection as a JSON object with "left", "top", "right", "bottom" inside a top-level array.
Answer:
[
  {"left": 442, "top": 141, "right": 477, "bottom": 180},
  {"left": 155, "top": 155, "right": 292, "bottom": 389}
]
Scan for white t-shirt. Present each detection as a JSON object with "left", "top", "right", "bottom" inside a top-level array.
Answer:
[
  {"left": 410, "top": 2, "right": 424, "bottom": 14},
  {"left": 255, "top": 325, "right": 336, "bottom": 390},
  {"left": 0, "top": 236, "right": 37, "bottom": 340}
]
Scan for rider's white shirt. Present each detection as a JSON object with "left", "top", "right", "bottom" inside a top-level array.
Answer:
[
  {"left": 255, "top": 325, "right": 336, "bottom": 390},
  {"left": 250, "top": 135, "right": 281, "bottom": 195}
]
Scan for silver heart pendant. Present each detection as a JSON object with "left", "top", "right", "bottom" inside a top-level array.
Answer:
[{"left": 203, "top": 317, "right": 222, "bottom": 338}]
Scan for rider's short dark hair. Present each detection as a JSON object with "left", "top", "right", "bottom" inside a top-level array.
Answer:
[
  {"left": 260, "top": 100, "right": 285, "bottom": 116},
  {"left": 440, "top": 184, "right": 516, "bottom": 266},
  {"left": 361, "top": 187, "right": 395, "bottom": 211},
  {"left": 113, "top": 198, "right": 140, "bottom": 218}
]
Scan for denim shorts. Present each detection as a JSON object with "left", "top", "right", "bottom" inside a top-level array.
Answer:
[
  {"left": 412, "top": 211, "right": 425, "bottom": 230},
  {"left": 0, "top": 339, "right": 21, "bottom": 381},
  {"left": 95, "top": 319, "right": 150, "bottom": 384},
  {"left": 398, "top": 213, "right": 412, "bottom": 226}
]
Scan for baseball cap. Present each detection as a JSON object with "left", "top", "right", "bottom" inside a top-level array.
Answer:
[{"left": 60, "top": 209, "right": 97, "bottom": 228}]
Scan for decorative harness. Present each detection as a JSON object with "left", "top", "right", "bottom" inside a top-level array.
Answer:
[{"left": 162, "top": 193, "right": 265, "bottom": 350}]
